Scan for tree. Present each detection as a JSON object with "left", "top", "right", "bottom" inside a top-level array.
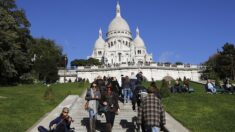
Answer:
[
  {"left": 219, "top": 43, "right": 235, "bottom": 80},
  {"left": 29, "top": 38, "right": 65, "bottom": 83},
  {"left": 175, "top": 61, "right": 183, "bottom": 65},
  {"left": 70, "top": 58, "right": 101, "bottom": 67},
  {"left": 0, "top": 0, "right": 33, "bottom": 85},
  {"left": 87, "top": 58, "right": 101, "bottom": 66},
  {"left": 70, "top": 59, "right": 87, "bottom": 67},
  {"left": 202, "top": 43, "right": 235, "bottom": 80}
]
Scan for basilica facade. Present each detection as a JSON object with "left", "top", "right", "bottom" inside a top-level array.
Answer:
[{"left": 90, "top": 2, "right": 153, "bottom": 66}]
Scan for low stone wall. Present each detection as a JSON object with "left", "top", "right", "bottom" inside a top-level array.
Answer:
[
  {"left": 164, "top": 112, "right": 190, "bottom": 132},
  {"left": 27, "top": 95, "right": 79, "bottom": 132},
  {"left": 59, "top": 67, "right": 201, "bottom": 84}
]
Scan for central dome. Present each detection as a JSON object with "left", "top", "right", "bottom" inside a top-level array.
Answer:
[
  {"left": 108, "top": 2, "right": 130, "bottom": 33},
  {"left": 108, "top": 16, "right": 130, "bottom": 32}
]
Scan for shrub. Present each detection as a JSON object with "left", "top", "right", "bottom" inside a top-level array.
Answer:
[
  {"left": 19, "top": 73, "right": 34, "bottom": 84},
  {"left": 160, "top": 79, "right": 171, "bottom": 98},
  {"left": 43, "top": 87, "right": 55, "bottom": 101},
  {"left": 215, "top": 77, "right": 220, "bottom": 87}
]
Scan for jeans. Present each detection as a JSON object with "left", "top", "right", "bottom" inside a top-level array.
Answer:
[
  {"left": 89, "top": 109, "right": 96, "bottom": 119},
  {"left": 123, "top": 88, "right": 131, "bottom": 103},
  {"left": 208, "top": 87, "right": 216, "bottom": 93},
  {"left": 152, "top": 126, "right": 160, "bottom": 132},
  {"left": 145, "top": 126, "right": 160, "bottom": 132},
  {"left": 88, "top": 109, "right": 96, "bottom": 132}
]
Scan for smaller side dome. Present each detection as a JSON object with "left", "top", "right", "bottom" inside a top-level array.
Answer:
[
  {"left": 133, "top": 27, "right": 145, "bottom": 48},
  {"left": 94, "top": 28, "right": 105, "bottom": 49}
]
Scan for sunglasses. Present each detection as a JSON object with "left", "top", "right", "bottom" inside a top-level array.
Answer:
[{"left": 63, "top": 111, "right": 68, "bottom": 113}]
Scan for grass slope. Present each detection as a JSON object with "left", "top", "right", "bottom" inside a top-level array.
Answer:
[
  {"left": 144, "top": 81, "right": 235, "bottom": 132},
  {"left": 0, "top": 82, "right": 89, "bottom": 132}
]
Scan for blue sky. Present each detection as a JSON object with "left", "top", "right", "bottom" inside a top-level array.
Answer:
[{"left": 16, "top": 0, "right": 235, "bottom": 64}]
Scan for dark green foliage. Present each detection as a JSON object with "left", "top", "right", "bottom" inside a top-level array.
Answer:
[
  {"left": 215, "top": 77, "right": 220, "bottom": 87},
  {"left": 175, "top": 61, "right": 183, "bottom": 65},
  {"left": 202, "top": 43, "right": 235, "bottom": 80},
  {"left": 29, "top": 38, "right": 64, "bottom": 83},
  {"left": 0, "top": 0, "right": 33, "bottom": 85},
  {"left": 19, "top": 73, "right": 34, "bottom": 84},
  {"left": 0, "top": 0, "right": 65, "bottom": 85},
  {"left": 160, "top": 79, "right": 170, "bottom": 98},
  {"left": 70, "top": 57, "right": 101, "bottom": 67}
]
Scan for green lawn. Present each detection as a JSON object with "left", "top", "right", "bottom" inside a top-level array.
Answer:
[
  {"left": 144, "top": 81, "right": 235, "bottom": 132},
  {"left": 0, "top": 82, "right": 89, "bottom": 132}
]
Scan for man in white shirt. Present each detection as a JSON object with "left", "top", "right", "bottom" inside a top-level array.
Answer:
[{"left": 207, "top": 80, "right": 217, "bottom": 93}]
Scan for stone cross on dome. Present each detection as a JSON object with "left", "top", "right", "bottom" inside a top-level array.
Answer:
[
  {"left": 99, "top": 28, "right": 102, "bottom": 37},
  {"left": 116, "top": 1, "right": 121, "bottom": 17},
  {"left": 136, "top": 27, "right": 140, "bottom": 36}
]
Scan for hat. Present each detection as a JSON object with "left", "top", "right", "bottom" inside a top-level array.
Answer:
[{"left": 62, "top": 107, "right": 69, "bottom": 113}]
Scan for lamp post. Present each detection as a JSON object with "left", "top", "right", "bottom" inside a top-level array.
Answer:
[
  {"left": 64, "top": 56, "right": 67, "bottom": 83},
  {"left": 230, "top": 54, "right": 235, "bottom": 80},
  {"left": 76, "top": 70, "right": 78, "bottom": 82}
]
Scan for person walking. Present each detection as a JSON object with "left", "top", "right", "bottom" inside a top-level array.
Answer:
[
  {"left": 137, "top": 87, "right": 166, "bottom": 132},
  {"left": 122, "top": 76, "right": 131, "bottom": 104},
  {"left": 85, "top": 83, "right": 101, "bottom": 132},
  {"left": 130, "top": 72, "right": 137, "bottom": 99},
  {"left": 132, "top": 82, "right": 147, "bottom": 111},
  {"left": 111, "top": 77, "right": 120, "bottom": 95},
  {"left": 102, "top": 85, "right": 119, "bottom": 132}
]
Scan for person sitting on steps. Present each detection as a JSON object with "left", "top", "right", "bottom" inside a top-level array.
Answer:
[{"left": 38, "top": 107, "right": 74, "bottom": 132}]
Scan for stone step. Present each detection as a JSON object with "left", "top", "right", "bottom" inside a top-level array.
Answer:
[{"left": 69, "top": 98, "right": 139, "bottom": 132}]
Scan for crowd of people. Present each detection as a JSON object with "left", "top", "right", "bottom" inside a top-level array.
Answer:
[
  {"left": 83, "top": 72, "right": 165, "bottom": 132},
  {"left": 38, "top": 71, "right": 166, "bottom": 132},
  {"left": 37, "top": 72, "right": 235, "bottom": 132},
  {"left": 205, "top": 78, "right": 235, "bottom": 94},
  {"left": 170, "top": 78, "right": 192, "bottom": 93}
]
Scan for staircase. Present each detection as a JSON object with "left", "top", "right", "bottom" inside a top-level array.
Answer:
[{"left": 70, "top": 98, "right": 138, "bottom": 132}]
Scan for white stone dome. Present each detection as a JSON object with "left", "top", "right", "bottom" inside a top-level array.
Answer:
[
  {"left": 134, "top": 36, "right": 145, "bottom": 48},
  {"left": 108, "top": 17, "right": 130, "bottom": 32},
  {"left": 94, "top": 29, "right": 105, "bottom": 49},
  {"left": 133, "top": 27, "right": 145, "bottom": 48},
  {"left": 108, "top": 2, "right": 130, "bottom": 33},
  {"left": 94, "top": 37, "right": 105, "bottom": 49}
]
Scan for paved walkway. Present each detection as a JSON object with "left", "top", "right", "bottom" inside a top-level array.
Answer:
[{"left": 29, "top": 94, "right": 189, "bottom": 132}]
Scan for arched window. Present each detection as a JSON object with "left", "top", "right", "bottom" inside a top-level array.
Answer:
[
  {"left": 118, "top": 53, "right": 122, "bottom": 62},
  {"left": 137, "top": 50, "right": 141, "bottom": 54}
]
